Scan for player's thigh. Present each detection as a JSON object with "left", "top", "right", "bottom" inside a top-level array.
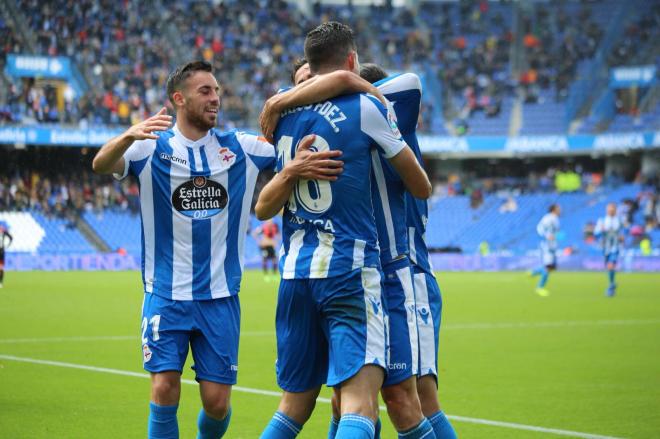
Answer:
[
  {"left": 141, "top": 293, "right": 193, "bottom": 374},
  {"left": 413, "top": 268, "right": 441, "bottom": 378},
  {"left": 382, "top": 260, "right": 418, "bottom": 387},
  {"left": 190, "top": 295, "right": 240, "bottom": 385},
  {"left": 317, "top": 267, "right": 387, "bottom": 388},
  {"left": 275, "top": 278, "right": 328, "bottom": 392}
]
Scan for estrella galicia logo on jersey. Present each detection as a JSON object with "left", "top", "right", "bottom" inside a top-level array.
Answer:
[{"left": 172, "top": 177, "right": 228, "bottom": 219}]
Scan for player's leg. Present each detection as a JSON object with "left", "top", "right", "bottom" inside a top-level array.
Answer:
[
  {"left": 261, "top": 279, "right": 328, "bottom": 438},
  {"left": 190, "top": 295, "right": 241, "bottom": 438},
  {"left": 321, "top": 267, "right": 388, "bottom": 439},
  {"left": 536, "top": 247, "right": 554, "bottom": 296},
  {"left": 0, "top": 250, "right": 5, "bottom": 287},
  {"left": 142, "top": 294, "right": 192, "bottom": 439},
  {"left": 379, "top": 260, "right": 434, "bottom": 437},
  {"left": 414, "top": 270, "right": 457, "bottom": 439},
  {"left": 329, "top": 389, "right": 382, "bottom": 439},
  {"left": 605, "top": 253, "right": 617, "bottom": 297}
]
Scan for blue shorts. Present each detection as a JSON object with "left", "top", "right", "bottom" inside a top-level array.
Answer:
[
  {"left": 382, "top": 257, "right": 418, "bottom": 387},
  {"left": 413, "top": 266, "right": 442, "bottom": 379},
  {"left": 275, "top": 267, "right": 388, "bottom": 391},
  {"left": 540, "top": 242, "right": 557, "bottom": 268},
  {"left": 140, "top": 293, "right": 240, "bottom": 384},
  {"left": 605, "top": 252, "right": 619, "bottom": 265}
]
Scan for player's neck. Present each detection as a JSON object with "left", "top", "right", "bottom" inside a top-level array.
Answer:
[{"left": 175, "top": 117, "right": 209, "bottom": 142}]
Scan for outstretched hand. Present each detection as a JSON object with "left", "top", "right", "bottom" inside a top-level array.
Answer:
[
  {"left": 126, "top": 107, "right": 173, "bottom": 141},
  {"left": 287, "top": 135, "right": 344, "bottom": 181}
]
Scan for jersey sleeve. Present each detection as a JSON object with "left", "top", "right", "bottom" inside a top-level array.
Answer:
[
  {"left": 375, "top": 73, "right": 422, "bottom": 133},
  {"left": 113, "top": 139, "right": 156, "bottom": 180},
  {"left": 236, "top": 131, "right": 277, "bottom": 171},
  {"left": 359, "top": 94, "right": 407, "bottom": 159}
]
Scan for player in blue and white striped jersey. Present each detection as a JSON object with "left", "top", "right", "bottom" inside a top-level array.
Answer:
[
  {"left": 364, "top": 64, "right": 457, "bottom": 439},
  {"left": 93, "top": 61, "right": 338, "bottom": 439},
  {"left": 256, "top": 22, "right": 433, "bottom": 439},
  {"left": 530, "top": 204, "right": 561, "bottom": 297},
  {"left": 260, "top": 60, "right": 455, "bottom": 439},
  {"left": 594, "top": 203, "right": 625, "bottom": 297}
]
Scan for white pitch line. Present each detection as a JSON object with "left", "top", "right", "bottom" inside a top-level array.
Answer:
[
  {"left": 0, "top": 354, "right": 625, "bottom": 439},
  {"left": 3, "top": 319, "right": 658, "bottom": 344}
]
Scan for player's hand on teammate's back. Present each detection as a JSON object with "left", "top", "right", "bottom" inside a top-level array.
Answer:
[
  {"left": 126, "top": 107, "right": 173, "bottom": 141},
  {"left": 287, "top": 135, "right": 344, "bottom": 181}
]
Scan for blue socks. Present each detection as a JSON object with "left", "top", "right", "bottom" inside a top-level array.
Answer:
[
  {"left": 148, "top": 402, "right": 179, "bottom": 439},
  {"left": 330, "top": 416, "right": 381, "bottom": 438},
  {"left": 398, "top": 418, "right": 434, "bottom": 438},
  {"left": 428, "top": 411, "right": 457, "bottom": 439},
  {"left": 197, "top": 407, "right": 232, "bottom": 438},
  {"left": 537, "top": 269, "right": 549, "bottom": 288},
  {"left": 260, "top": 411, "right": 302, "bottom": 438},
  {"left": 608, "top": 270, "right": 615, "bottom": 287},
  {"left": 336, "top": 414, "right": 375, "bottom": 438}
]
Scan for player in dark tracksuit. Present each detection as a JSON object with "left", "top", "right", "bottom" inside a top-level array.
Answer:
[{"left": 0, "top": 224, "right": 13, "bottom": 288}]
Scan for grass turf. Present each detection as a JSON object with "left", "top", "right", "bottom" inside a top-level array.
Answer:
[{"left": 0, "top": 271, "right": 658, "bottom": 438}]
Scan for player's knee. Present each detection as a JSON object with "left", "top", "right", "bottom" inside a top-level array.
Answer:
[
  {"left": 382, "top": 383, "right": 421, "bottom": 426},
  {"left": 279, "top": 391, "right": 318, "bottom": 424},
  {"left": 151, "top": 374, "right": 181, "bottom": 404},
  {"left": 202, "top": 397, "right": 231, "bottom": 420}
]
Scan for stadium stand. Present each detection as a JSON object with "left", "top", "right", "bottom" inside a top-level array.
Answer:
[{"left": 1, "top": 0, "right": 659, "bottom": 267}]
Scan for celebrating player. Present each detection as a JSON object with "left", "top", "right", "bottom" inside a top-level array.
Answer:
[
  {"left": 262, "top": 60, "right": 456, "bottom": 438},
  {"left": 530, "top": 204, "right": 561, "bottom": 296},
  {"left": 92, "top": 60, "right": 339, "bottom": 439},
  {"left": 0, "top": 221, "right": 13, "bottom": 288},
  {"left": 594, "top": 203, "right": 624, "bottom": 297},
  {"left": 256, "top": 22, "right": 432, "bottom": 439}
]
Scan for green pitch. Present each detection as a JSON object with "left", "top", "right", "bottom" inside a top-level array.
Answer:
[{"left": 1, "top": 271, "right": 659, "bottom": 438}]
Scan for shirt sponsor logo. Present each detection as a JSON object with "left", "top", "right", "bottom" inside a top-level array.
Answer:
[
  {"left": 160, "top": 152, "right": 187, "bottom": 165},
  {"left": 172, "top": 177, "right": 228, "bottom": 219}
]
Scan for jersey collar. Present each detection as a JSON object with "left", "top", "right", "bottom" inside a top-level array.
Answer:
[{"left": 172, "top": 124, "right": 212, "bottom": 148}]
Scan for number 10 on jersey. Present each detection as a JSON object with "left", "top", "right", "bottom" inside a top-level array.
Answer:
[{"left": 277, "top": 135, "right": 333, "bottom": 215}]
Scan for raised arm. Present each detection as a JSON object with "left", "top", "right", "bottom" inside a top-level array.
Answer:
[
  {"left": 260, "top": 71, "right": 386, "bottom": 142},
  {"left": 92, "top": 107, "right": 172, "bottom": 175},
  {"left": 255, "top": 135, "right": 344, "bottom": 220}
]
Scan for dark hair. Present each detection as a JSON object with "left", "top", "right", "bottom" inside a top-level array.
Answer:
[
  {"left": 291, "top": 57, "right": 307, "bottom": 83},
  {"left": 166, "top": 61, "right": 213, "bottom": 106},
  {"left": 359, "top": 63, "right": 388, "bottom": 84},
  {"left": 304, "top": 21, "right": 356, "bottom": 73},
  {"left": 549, "top": 203, "right": 559, "bottom": 213}
]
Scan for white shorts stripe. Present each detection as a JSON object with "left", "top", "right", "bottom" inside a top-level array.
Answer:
[
  {"left": 396, "top": 266, "right": 419, "bottom": 375},
  {"left": 362, "top": 267, "right": 387, "bottom": 368},
  {"left": 414, "top": 272, "right": 437, "bottom": 376},
  {"left": 352, "top": 239, "right": 366, "bottom": 270},
  {"left": 139, "top": 158, "right": 155, "bottom": 293}
]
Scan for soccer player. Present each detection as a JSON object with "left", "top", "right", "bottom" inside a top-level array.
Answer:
[
  {"left": 255, "top": 22, "right": 432, "bottom": 439},
  {"left": 262, "top": 62, "right": 456, "bottom": 438},
  {"left": 92, "top": 60, "right": 339, "bottom": 439},
  {"left": 594, "top": 203, "right": 624, "bottom": 297},
  {"left": 530, "top": 204, "right": 561, "bottom": 297},
  {"left": 252, "top": 219, "right": 280, "bottom": 281},
  {"left": 0, "top": 222, "right": 13, "bottom": 288}
]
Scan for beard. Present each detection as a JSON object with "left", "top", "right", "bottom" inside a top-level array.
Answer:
[{"left": 183, "top": 104, "right": 217, "bottom": 132}]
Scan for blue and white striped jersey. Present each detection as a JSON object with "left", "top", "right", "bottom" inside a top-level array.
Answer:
[
  {"left": 595, "top": 215, "right": 623, "bottom": 255},
  {"left": 374, "top": 73, "right": 432, "bottom": 272},
  {"left": 274, "top": 93, "right": 406, "bottom": 279},
  {"left": 116, "top": 125, "right": 275, "bottom": 300},
  {"left": 537, "top": 213, "right": 560, "bottom": 249}
]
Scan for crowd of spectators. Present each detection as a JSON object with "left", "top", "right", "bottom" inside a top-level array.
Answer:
[{"left": 0, "top": 0, "right": 656, "bottom": 135}]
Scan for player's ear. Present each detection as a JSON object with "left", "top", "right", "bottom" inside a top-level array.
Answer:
[
  {"left": 347, "top": 51, "right": 358, "bottom": 74},
  {"left": 171, "top": 90, "right": 185, "bottom": 108}
]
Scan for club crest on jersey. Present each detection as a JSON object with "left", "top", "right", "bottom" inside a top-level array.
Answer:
[
  {"left": 142, "top": 344, "right": 152, "bottom": 363},
  {"left": 218, "top": 147, "right": 236, "bottom": 167},
  {"left": 172, "top": 177, "right": 228, "bottom": 219}
]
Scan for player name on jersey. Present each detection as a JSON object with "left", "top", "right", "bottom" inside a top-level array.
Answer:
[{"left": 281, "top": 101, "right": 347, "bottom": 133}]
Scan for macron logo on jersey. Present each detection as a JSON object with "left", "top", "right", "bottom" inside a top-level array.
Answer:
[{"left": 160, "top": 152, "right": 187, "bottom": 165}]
